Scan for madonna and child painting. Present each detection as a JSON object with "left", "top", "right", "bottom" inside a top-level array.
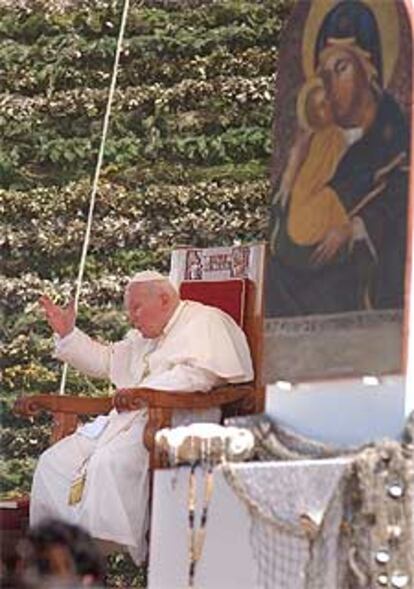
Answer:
[{"left": 266, "top": 0, "right": 411, "bottom": 319}]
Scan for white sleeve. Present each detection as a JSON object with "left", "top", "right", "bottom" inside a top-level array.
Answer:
[
  {"left": 54, "top": 327, "right": 112, "bottom": 380},
  {"left": 140, "top": 364, "right": 223, "bottom": 393}
]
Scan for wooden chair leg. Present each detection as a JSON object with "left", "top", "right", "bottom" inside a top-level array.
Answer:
[{"left": 51, "top": 412, "right": 78, "bottom": 444}]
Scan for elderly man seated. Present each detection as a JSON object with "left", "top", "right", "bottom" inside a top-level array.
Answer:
[{"left": 30, "top": 271, "right": 253, "bottom": 564}]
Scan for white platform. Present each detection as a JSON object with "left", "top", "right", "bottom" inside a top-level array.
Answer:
[
  {"left": 265, "top": 374, "right": 406, "bottom": 446},
  {"left": 148, "top": 466, "right": 254, "bottom": 589}
]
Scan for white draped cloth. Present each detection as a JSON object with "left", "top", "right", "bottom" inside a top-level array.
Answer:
[{"left": 30, "top": 300, "right": 253, "bottom": 563}]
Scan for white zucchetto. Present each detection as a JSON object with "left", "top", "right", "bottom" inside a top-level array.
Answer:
[{"left": 128, "top": 270, "right": 167, "bottom": 284}]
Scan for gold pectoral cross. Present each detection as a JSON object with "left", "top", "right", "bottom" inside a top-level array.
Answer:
[
  {"left": 142, "top": 353, "right": 151, "bottom": 380},
  {"left": 68, "top": 472, "right": 86, "bottom": 506}
]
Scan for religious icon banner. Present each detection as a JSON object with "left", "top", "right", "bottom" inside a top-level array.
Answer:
[{"left": 264, "top": 0, "right": 412, "bottom": 382}]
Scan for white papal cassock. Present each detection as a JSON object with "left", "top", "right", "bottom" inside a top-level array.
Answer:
[{"left": 30, "top": 300, "right": 253, "bottom": 564}]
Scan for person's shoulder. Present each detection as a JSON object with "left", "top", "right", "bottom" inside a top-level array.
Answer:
[
  {"left": 379, "top": 92, "right": 407, "bottom": 130},
  {"left": 381, "top": 91, "right": 403, "bottom": 111},
  {"left": 368, "top": 92, "right": 408, "bottom": 155},
  {"left": 182, "top": 300, "right": 240, "bottom": 329},
  {"left": 184, "top": 299, "right": 224, "bottom": 317}
]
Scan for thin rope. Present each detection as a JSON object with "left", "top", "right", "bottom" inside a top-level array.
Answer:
[{"left": 59, "top": 0, "right": 131, "bottom": 395}]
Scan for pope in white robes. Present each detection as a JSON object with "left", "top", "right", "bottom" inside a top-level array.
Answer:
[{"left": 30, "top": 271, "right": 253, "bottom": 564}]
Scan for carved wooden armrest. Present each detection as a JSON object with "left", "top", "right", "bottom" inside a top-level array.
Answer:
[
  {"left": 114, "top": 384, "right": 256, "bottom": 468},
  {"left": 14, "top": 394, "right": 113, "bottom": 445},
  {"left": 114, "top": 384, "right": 255, "bottom": 413},
  {"left": 14, "top": 394, "right": 113, "bottom": 417}
]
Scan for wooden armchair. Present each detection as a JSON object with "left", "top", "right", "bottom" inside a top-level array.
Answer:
[{"left": 14, "top": 244, "right": 265, "bottom": 471}]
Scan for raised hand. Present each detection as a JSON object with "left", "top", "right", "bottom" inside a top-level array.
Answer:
[{"left": 39, "top": 295, "right": 76, "bottom": 337}]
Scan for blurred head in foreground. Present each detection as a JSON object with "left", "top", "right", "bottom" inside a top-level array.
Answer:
[{"left": 16, "top": 518, "right": 106, "bottom": 587}]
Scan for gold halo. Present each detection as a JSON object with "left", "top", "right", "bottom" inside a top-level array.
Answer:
[{"left": 302, "top": 0, "right": 399, "bottom": 88}]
